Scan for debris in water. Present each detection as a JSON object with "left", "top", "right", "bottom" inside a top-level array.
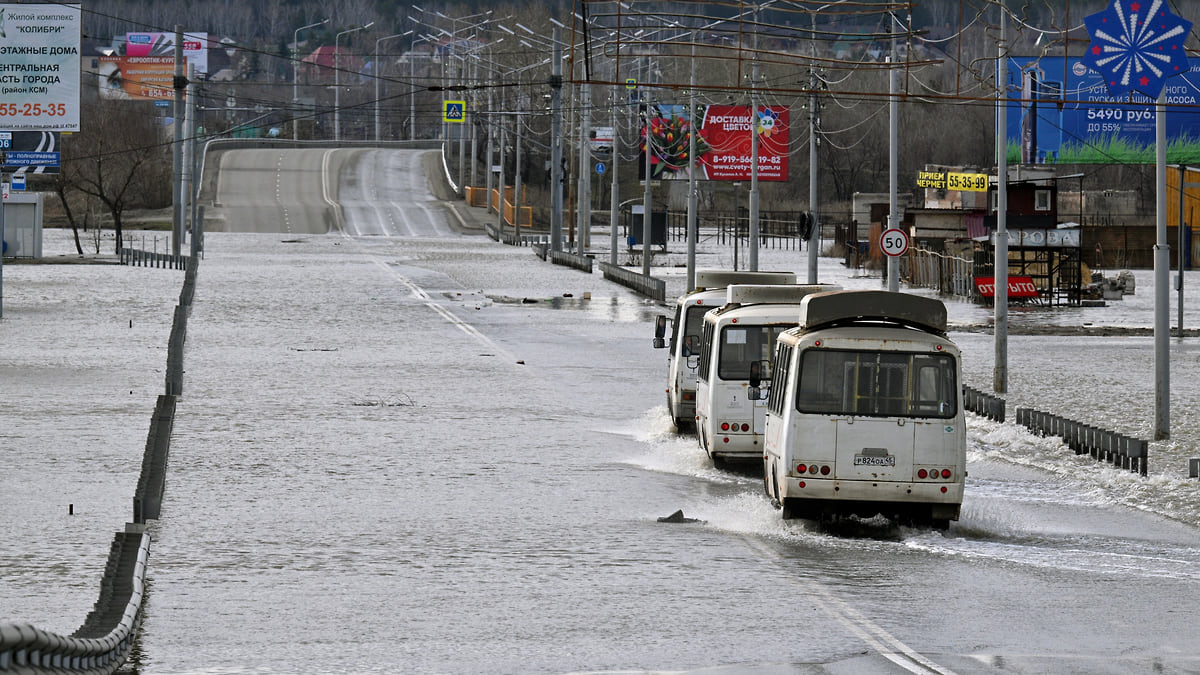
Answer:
[{"left": 658, "top": 509, "right": 703, "bottom": 523}]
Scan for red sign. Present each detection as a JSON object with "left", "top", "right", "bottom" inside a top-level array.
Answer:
[
  {"left": 640, "top": 104, "right": 789, "bottom": 182},
  {"left": 975, "top": 276, "right": 1040, "bottom": 298}
]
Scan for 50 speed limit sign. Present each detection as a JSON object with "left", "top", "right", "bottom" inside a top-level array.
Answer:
[{"left": 880, "top": 228, "right": 909, "bottom": 257}]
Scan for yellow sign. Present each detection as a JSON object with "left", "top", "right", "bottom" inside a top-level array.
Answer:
[
  {"left": 443, "top": 100, "right": 466, "bottom": 123},
  {"left": 625, "top": 78, "right": 637, "bottom": 89},
  {"left": 947, "top": 172, "right": 988, "bottom": 192},
  {"left": 917, "top": 171, "right": 946, "bottom": 189}
]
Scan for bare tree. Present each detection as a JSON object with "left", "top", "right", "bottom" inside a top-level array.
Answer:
[{"left": 62, "top": 100, "right": 172, "bottom": 253}]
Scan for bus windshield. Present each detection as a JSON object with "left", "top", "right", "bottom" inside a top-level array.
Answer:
[
  {"left": 718, "top": 324, "right": 793, "bottom": 380},
  {"left": 796, "top": 349, "right": 957, "bottom": 418}
]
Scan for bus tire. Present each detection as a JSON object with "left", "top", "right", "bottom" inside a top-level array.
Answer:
[{"left": 780, "top": 497, "right": 798, "bottom": 520}]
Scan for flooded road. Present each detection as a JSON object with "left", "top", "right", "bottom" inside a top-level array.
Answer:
[{"left": 2, "top": 149, "right": 1198, "bottom": 673}]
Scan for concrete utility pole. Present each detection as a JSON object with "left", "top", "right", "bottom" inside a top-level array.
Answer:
[
  {"left": 886, "top": 30, "right": 898, "bottom": 293},
  {"left": 1155, "top": 91, "right": 1170, "bottom": 439},
  {"left": 808, "top": 12, "right": 820, "bottom": 284},
  {"left": 550, "top": 30, "right": 564, "bottom": 253},
  {"left": 641, "top": 86, "right": 653, "bottom": 277},
  {"left": 577, "top": 82, "right": 592, "bottom": 252},
  {"left": 748, "top": 24, "right": 760, "bottom": 272},
  {"left": 609, "top": 83, "right": 620, "bottom": 266},
  {"left": 172, "top": 25, "right": 185, "bottom": 257},
  {"left": 686, "top": 40, "right": 698, "bottom": 291},
  {"left": 994, "top": 7, "right": 1009, "bottom": 393}
]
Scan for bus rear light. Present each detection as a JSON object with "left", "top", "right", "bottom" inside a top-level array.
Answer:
[
  {"left": 940, "top": 486, "right": 948, "bottom": 493},
  {"left": 740, "top": 423, "right": 750, "bottom": 432},
  {"left": 720, "top": 422, "right": 730, "bottom": 431},
  {"left": 798, "top": 481, "right": 807, "bottom": 488},
  {"left": 819, "top": 465, "right": 830, "bottom": 476},
  {"left": 809, "top": 465, "right": 818, "bottom": 475},
  {"left": 682, "top": 392, "right": 695, "bottom": 401},
  {"left": 796, "top": 463, "right": 807, "bottom": 474},
  {"left": 917, "top": 469, "right": 928, "bottom": 479},
  {"left": 941, "top": 469, "right": 952, "bottom": 479}
]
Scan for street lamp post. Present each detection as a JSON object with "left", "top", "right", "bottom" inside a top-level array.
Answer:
[
  {"left": 293, "top": 18, "right": 328, "bottom": 142},
  {"left": 335, "top": 22, "right": 374, "bottom": 142},
  {"left": 376, "top": 31, "right": 410, "bottom": 141}
]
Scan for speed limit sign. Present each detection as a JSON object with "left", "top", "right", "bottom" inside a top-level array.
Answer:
[{"left": 880, "top": 228, "right": 909, "bottom": 257}]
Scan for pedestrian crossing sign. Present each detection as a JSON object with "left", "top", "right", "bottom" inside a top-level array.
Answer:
[{"left": 443, "top": 100, "right": 466, "bottom": 123}]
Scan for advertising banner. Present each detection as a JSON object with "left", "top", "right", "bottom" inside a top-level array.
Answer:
[
  {"left": 125, "top": 31, "right": 208, "bottom": 75},
  {"left": 98, "top": 55, "right": 174, "bottom": 100},
  {"left": 1005, "top": 56, "right": 1200, "bottom": 164},
  {"left": 640, "top": 104, "right": 789, "bottom": 181},
  {"left": 0, "top": 4, "right": 81, "bottom": 132}
]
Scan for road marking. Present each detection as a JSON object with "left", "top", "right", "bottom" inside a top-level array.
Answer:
[{"left": 741, "top": 536, "right": 957, "bottom": 675}]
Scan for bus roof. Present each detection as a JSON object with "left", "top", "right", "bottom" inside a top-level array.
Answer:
[
  {"left": 725, "top": 284, "right": 842, "bottom": 306},
  {"left": 798, "top": 290, "right": 948, "bottom": 334},
  {"left": 693, "top": 270, "right": 796, "bottom": 291}
]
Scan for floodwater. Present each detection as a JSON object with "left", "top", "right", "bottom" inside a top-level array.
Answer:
[{"left": 3, "top": 164, "right": 1199, "bottom": 672}]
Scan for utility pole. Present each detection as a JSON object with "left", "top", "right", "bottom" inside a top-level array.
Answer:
[
  {"left": 686, "top": 39, "right": 698, "bottom": 291},
  {"left": 995, "top": 6, "right": 1009, "bottom": 393},
  {"left": 550, "top": 31, "right": 564, "bottom": 252},
  {"left": 172, "top": 25, "right": 185, "bottom": 257},
  {"left": 1154, "top": 90, "right": 1170, "bottom": 439},
  {"left": 886, "top": 23, "right": 898, "bottom": 293},
  {"left": 808, "top": 14, "right": 820, "bottom": 284},
  {"left": 609, "top": 83, "right": 620, "bottom": 266},
  {"left": 748, "top": 19, "right": 760, "bottom": 272},
  {"left": 577, "top": 82, "right": 592, "bottom": 252}
]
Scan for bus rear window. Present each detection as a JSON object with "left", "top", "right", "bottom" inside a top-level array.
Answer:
[{"left": 796, "top": 349, "right": 957, "bottom": 418}]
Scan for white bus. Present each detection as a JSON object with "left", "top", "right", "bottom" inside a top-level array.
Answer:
[
  {"left": 760, "top": 290, "right": 965, "bottom": 529},
  {"left": 653, "top": 270, "right": 795, "bottom": 432},
  {"left": 694, "top": 284, "right": 840, "bottom": 465}
]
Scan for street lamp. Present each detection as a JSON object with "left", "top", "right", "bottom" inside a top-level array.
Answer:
[
  {"left": 293, "top": 18, "right": 328, "bottom": 141},
  {"left": 335, "top": 22, "right": 374, "bottom": 142},
  {"left": 376, "top": 30, "right": 410, "bottom": 141}
]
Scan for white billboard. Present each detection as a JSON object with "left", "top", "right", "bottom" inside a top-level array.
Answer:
[
  {"left": 125, "top": 31, "right": 208, "bottom": 75},
  {"left": 0, "top": 4, "right": 81, "bottom": 132}
]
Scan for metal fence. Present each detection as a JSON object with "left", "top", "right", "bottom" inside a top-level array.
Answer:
[{"left": 903, "top": 247, "right": 975, "bottom": 300}]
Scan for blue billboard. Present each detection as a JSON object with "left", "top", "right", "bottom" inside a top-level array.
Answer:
[{"left": 1005, "top": 56, "right": 1200, "bottom": 164}]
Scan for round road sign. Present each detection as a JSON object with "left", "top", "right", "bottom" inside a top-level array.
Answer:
[{"left": 880, "top": 228, "right": 909, "bottom": 257}]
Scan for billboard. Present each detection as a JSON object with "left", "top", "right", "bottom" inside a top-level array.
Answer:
[
  {"left": 0, "top": 4, "right": 81, "bottom": 132},
  {"left": 640, "top": 104, "right": 789, "bottom": 181},
  {"left": 125, "top": 31, "right": 208, "bottom": 75},
  {"left": 1005, "top": 56, "right": 1200, "bottom": 164},
  {"left": 98, "top": 55, "right": 174, "bottom": 100}
]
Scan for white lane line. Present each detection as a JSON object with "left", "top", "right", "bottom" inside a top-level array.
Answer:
[
  {"left": 336, "top": 231, "right": 514, "bottom": 359},
  {"left": 741, "top": 536, "right": 957, "bottom": 675}
]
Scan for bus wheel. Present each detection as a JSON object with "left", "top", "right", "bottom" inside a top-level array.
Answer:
[{"left": 780, "top": 497, "right": 798, "bottom": 521}]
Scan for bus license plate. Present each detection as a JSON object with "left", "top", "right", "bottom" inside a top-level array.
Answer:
[{"left": 854, "top": 455, "right": 895, "bottom": 467}]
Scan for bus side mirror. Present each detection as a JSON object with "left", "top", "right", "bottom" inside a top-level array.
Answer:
[
  {"left": 653, "top": 315, "right": 668, "bottom": 349},
  {"left": 682, "top": 334, "right": 699, "bottom": 357},
  {"left": 748, "top": 360, "right": 765, "bottom": 389}
]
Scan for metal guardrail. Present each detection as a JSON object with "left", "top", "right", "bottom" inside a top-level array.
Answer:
[
  {"left": 597, "top": 261, "right": 666, "bottom": 301},
  {"left": 962, "top": 385, "right": 1005, "bottom": 422},
  {"left": 549, "top": 250, "right": 593, "bottom": 273},
  {"left": 1, "top": 254, "right": 198, "bottom": 673},
  {"left": 0, "top": 527, "right": 150, "bottom": 673},
  {"left": 1016, "top": 407, "right": 1149, "bottom": 476}
]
